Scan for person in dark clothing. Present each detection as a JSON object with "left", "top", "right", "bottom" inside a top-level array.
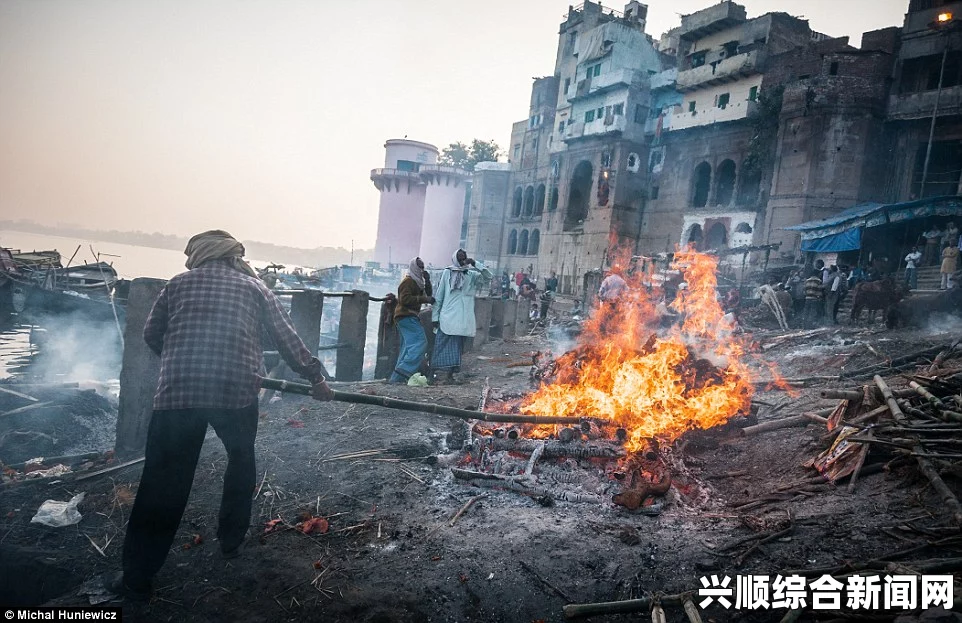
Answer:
[
  {"left": 389, "top": 258, "right": 434, "bottom": 383},
  {"left": 111, "top": 230, "right": 332, "bottom": 601}
]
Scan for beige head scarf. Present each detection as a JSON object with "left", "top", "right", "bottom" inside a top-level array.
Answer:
[
  {"left": 406, "top": 257, "right": 425, "bottom": 290},
  {"left": 184, "top": 230, "right": 257, "bottom": 278}
]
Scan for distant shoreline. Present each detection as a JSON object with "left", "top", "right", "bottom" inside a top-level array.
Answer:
[{"left": 0, "top": 221, "right": 372, "bottom": 269}]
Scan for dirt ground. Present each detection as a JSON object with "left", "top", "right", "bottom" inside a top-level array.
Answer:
[{"left": 2, "top": 321, "right": 962, "bottom": 622}]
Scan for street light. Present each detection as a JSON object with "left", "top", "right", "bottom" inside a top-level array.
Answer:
[{"left": 921, "top": 12, "right": 958, "bottom": 198}]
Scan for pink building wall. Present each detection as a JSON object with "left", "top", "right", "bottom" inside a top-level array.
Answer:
[
  {"left": 419, "top": 167, "right": 469, "bottom": 268},
  {"left": 371, "top": 139, "right": 438, "bottom": 268}
]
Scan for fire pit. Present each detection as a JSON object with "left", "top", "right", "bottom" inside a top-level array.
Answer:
[{"left": 441, "top": 250, "right": 761, "bottom": 513}]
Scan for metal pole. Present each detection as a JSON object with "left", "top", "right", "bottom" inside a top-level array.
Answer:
[{"left": 920, "top": 42, "right": 949, "bottom": 198}]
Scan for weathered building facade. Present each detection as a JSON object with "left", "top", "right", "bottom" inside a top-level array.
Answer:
[{"left": 462, "top": 0, "right": 962, "bottom": 295}]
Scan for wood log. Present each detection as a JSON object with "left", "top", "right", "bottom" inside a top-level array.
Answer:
[
  {"left": 682, "top": 597, "right": 703, "bottom": 623},
  {"left": 910, "top": 381, "right": 945, "bottom": 409},
  {"left": 488, "top": 438, "right": 626, "bottom": 459},
  {"left": 0, "top": 386, "right": 38, "bottom": 403},
  {"left": 564, "top": 594, "right": 698, "bottom": 620},
  {"left": 876, "top": 375, "right": 962, "bottom": 525},
  {"left": 741, "top": 412, "right": 827, "bottom": 436},
  {"left": 259, "top": 378, "right": 585, "bottom": 425},
  {"left": 846, "top": 431, "right": 871, "bottom": 494}
]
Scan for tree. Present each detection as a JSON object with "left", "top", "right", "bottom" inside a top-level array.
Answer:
[{"left": 438, "top": 139, "right": 503, "bottom": 171}]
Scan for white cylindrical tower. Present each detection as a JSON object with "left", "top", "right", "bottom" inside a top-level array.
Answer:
[
  {"left": 370, "top": 139, "right": 439, "bottom": 268},
  {"left": 418, "top": 165, "right": 471, "bottom": 268}
]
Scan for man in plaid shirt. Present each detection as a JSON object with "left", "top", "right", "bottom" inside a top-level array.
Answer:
[{"left": 114, "top": 230, "right": 332, "bottom": 601}]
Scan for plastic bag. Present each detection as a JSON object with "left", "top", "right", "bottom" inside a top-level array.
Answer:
[
  {"left": 407, "top": 373, "right": 429, "bottom": 387},
  {"left": 31, "top": 493, "right": 85, "bottom": 527}
]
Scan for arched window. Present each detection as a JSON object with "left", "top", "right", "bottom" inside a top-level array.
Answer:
[
  {"left": 686, "top": 224, "right": 703, "bottom": 248},
  {"left": 737, "top": 163, "right": 762, "bottom": 206},
  {"left": 519, "top": 229, "right": 530, "bottom": 255},
  {"left": 691, "top": 162, "right": 711, "bottom": 208},
  {"left": 534, "top": 184, "right": 546, "bottom": 215},
  {"left": 523, "top": 186, "right": 535, "bottom": 217},
  {"left": 734, "top": 222, "right": 753, "bottom": 234},
  {"left": 512, "top": 187, "right": 523, "bottom": 217},
  {"left": 529, "top": 229, "right": 540, "bottom": 255},
  {"left": 565, "top": 160, "right": 593, "bottom": 230},
  {"left": 705, "top": 222, "right": 728, "bottom": 249},
  {"left": 508, "top": 229, "right": 518, "bottom": 254},
  {"left": 548, "top": 187, "right": 559, "bottom": 211},
  {"left": 715, "top": 159, "right": 736, "bottom": 206}
]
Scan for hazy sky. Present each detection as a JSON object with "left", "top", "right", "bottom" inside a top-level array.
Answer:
[{"left": 0, "top": 0, "right": 908, "bottom": 250}]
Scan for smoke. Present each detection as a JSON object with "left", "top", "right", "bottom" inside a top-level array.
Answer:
[
  {"left": 28, "top": 311, "right": 123, "bottom": 384},
  {"left": 924, "top": 312, "right": 962, "bottom": 337}
]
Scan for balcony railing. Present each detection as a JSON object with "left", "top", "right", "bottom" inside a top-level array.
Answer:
[
  {"left": 888, "top": 86, "right": 962, "bottom": 120},
  {"left": 567, "top": 68, "right": 638, "bottom": 101},
  {"left": 676, "top": 50, "right": 767, "bottom": 92},
  {"left": 565, "top": 115, "right": 627, "bottom": 141}
]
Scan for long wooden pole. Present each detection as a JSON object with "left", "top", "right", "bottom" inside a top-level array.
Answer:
[{"left": 258, "top": 378, "right": 586, "bottom": 426}]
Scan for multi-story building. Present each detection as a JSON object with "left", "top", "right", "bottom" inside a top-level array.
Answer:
[
  {"left": 463, "top": 0, "right": 962, "bottom": 294},
  {"left": 885, "top": 0, "right": 962, "bottom": 201},
  {"left": 640, "top": 2, "right": 821, "bottom": 256},
  {"left": 467, "top": 0, "right": 668, "bottom": 295}
]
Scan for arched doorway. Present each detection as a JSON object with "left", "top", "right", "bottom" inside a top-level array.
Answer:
[
  {"left": 686, "top": 224, "right": 704, "bottom": 248},
  {"left": 534, "top": 184, "right": 546, "bottom": 215},
  {"left": 523, "top": 186, "right": 535, "bottom": 217},
  {"left": 715, "top": 159, "right": 736, "bottom": 206},
  {"left": 691, "top": 162, "right": 711, "bottom": 207},
  {"left": 566, "top": 160, "right": 593, "bottom": 230}
]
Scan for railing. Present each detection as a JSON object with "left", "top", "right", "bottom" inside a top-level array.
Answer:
[{"left": 676, "top": 50, "right": 767, "bottom": 91}]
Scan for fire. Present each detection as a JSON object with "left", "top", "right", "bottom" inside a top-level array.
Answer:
[{"left": 521, "top": 249, "right": 754, "bottom": 452}]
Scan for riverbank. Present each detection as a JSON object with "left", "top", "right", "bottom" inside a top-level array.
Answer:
[{"left": 1, "top": 326, "right": 960, "bottom": 622}]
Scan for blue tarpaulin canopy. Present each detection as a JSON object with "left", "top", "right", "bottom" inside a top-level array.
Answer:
[{"left": 782, "top": 196, "right": 962, "bottom": 251}]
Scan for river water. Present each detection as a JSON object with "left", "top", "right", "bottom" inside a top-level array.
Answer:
[{"left": 0, "top": 230, "right": 383, "bottom": 381}]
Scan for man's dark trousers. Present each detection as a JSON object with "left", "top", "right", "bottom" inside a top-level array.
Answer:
[{"left": 123, "top": 404, "right": 258, "bottom": 587}]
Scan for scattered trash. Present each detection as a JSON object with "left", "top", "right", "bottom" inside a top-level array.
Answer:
[
  {"left": 296, "top": 515, "right": 329, "bottom": 535},
  {"left": 287, "top": 419, "right": 305, "bottom": 428},
  {"left": 78, "top": 575, "right": 114, "bottom": 606},
  {"left": 31, "top": 492, "right": 85, "bottom": 527},
  {"left": 25, "top": 464, "right": 72, "bottom": 479},
  {"left": 407, "top": 373, "right": 429, "bottom": 387},
  {"left": 263, "top": 518, "right": 284, "bottom": 534}
]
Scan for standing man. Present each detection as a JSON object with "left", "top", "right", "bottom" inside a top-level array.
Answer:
[
  {"left": 804, "top": 270, "right": 824, "bottom": 328},
  {"left": 903, "top": 246, "right": 923, "bottom": 290},
  {"left": 112, "top": 230, "right": 332, "bottom": 601},
  {"left": 389, "top": 258, "right": 434, "bottom": 384},
  {"left": 941, "top": 244, "right": 959, "bottom": 290},
  {"left": 431, "top": 249, "right": 492, "bottom": 384},
  {"left": 923, "top": 225, "right": 943, "bottom": 266}
]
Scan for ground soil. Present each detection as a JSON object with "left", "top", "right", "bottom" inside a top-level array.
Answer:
[{"left": 2, "top": 322, "right": 962, "bottom": 622}]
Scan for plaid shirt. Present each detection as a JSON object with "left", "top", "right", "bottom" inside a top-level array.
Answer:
[{"left": 144, "top": 260, "right": 323, "bottom": 410}]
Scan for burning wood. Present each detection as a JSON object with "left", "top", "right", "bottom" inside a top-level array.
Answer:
[{"left": 516, "top": 250, "right": 758, "bottom": 458}]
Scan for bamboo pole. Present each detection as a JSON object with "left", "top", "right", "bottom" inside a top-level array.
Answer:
[
  {"left": 258, "top": 378, "right": 585, "bottom": 426},
  {"left": 910, "top": 381, "right": 945, "bottom": 409},
  {"left": 875, "top": 375, "right": 962, "bottom": 525}
]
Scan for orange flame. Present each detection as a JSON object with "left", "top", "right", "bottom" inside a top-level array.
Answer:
[{"left": 521, "top": 248, "right": 754, "bottom": 452}]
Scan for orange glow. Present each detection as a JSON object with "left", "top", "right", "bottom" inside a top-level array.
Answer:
[
  {"left": 938, "top": 11, "right": 953, "bottom": 22},
  {"left": 521, "top": 248, "right": 755, "bottom": 452}
]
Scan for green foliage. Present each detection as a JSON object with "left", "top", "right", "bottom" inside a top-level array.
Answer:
[
  {"left": 439, "top": 139, "right": 503, "bottom": 171},
  {"left": 743, "top": 85, "right": 784, "bottom": 178}
]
